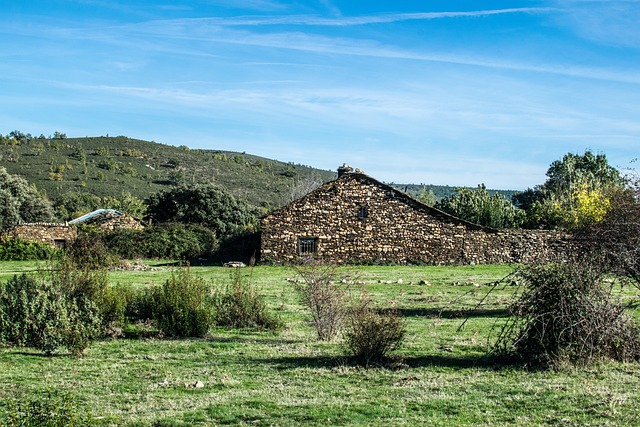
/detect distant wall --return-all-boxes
[95,215,144,231]
[261,174,577,265]
[8,223,77,248]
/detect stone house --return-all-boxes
[7,223,77,249]
[260,166,575,265]
[68,209,144,231]
[7,209,143,249]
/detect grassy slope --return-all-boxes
[0,136,518,211]
[1,263,640,426]
[0,136,335,209]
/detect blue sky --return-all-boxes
[1,1,639,189]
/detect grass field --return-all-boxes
[2,262,640,426]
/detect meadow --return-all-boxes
[2,262,640,426]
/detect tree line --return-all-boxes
[434,150,630,231]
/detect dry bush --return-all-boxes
[294,261,348,341]
[493,261,640,368]
[344,296,406,367]
[579,177,640,288]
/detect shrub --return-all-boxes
[66,231,118,268]
[102,224,218,260]
[294,261,348,341]
[95,284,130,338]
[149,265,213,337]
[492,262,640,368]
[4,389,93,426]
[212,269,282,331]
[0,238,58,261]
[48,255,118,341]
[142,224,218,260]
[344,297,406,367]
[0,274,100,356]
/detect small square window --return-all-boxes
[298,237,318,255]
[53,239,67,249]
[357,206,369,219]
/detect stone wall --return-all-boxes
[95,214,144,231]
[8,223,77,248]
[260,173,577,265]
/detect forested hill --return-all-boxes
[0,133,518,211]
[0,135,335,209]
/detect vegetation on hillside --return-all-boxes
[0,131,335,215]
[0,167,55,228]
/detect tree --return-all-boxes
[580,173,640,287]
[0,167,55,228]
[31,141,45,156]
[54,191,102,221]
[419,185,436,206]
[102,192,147,219]
[515,151,625,230]
[146,183,258,239]
[435,184,525,228]
[289,171,325,202]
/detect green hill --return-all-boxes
[0,135,335,211]
[0,133,519,216]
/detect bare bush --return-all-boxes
[344,296,406,367]
[579,176,640,288]
[492,261,640,368]
[294,261,348,341]
[289,171,325,202]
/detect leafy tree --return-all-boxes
[419,185,436,206]
[0,167,55,228]
[435,184,525,228]
[102,191,147,218]
[146,183,258,239]
[515,150,625,230]
[54,191,101,221]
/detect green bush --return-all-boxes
[149,266,213,337]
[66,231,118,268]
[142,224,218,260]
[95,284,130,338]
[212,269,282,331]
[344,298,406,367]
[101,224,218,260]
[0,274,100,356]
[3,389,93,426]
[0,238,59,261]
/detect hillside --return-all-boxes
[0,134,519,214]
[0,135,335,210]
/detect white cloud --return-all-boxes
[548,0,640,48]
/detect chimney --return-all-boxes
[337,164,353,177]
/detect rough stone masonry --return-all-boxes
[260,169,576,265]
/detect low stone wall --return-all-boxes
[261,173,578,265]
[96,215,144,231]
[8,223,77,248]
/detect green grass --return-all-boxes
[2,263,640,426]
